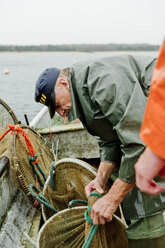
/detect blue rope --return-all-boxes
[68,199,88,208]
[29,154,47,188]
[82,192,102,248]
[82,225,98,248]
[49,161,56,191]
[29,184,58,214]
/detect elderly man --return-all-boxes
[35,55,165,247]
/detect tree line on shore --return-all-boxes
[0,43,159,52]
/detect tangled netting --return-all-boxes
[0,124,54,208]
[37,191,128,248]
[42,158,98,221]
[29,158,127,247]
[0,99,128,247]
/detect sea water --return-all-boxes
[0,51,158,123]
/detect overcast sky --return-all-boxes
[0,0,164,45]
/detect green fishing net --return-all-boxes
[42,158,97,221]
[0,98,18,128]
[0,125,54,208]
[37,192,128,248]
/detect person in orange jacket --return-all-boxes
[135,39,165,194]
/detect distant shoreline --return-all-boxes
[0,51,159,57]
[0,43,159,52]
[0,50,158,54]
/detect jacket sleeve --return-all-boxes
[140,40,165,160]
[97,138,122,166]
[93,75,147,184]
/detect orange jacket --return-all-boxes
[140,39,165,159]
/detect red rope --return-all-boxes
[0,124,38,163]
[71,119,81,124]
[0,128,12,141]
[0,124,40,207]
[64,115,67,125]
[49,126,52,142]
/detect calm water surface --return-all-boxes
[0,51,158,123]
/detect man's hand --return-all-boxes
[91,193,118,225]
[85,161,116,197]
[91,178,134,225]
[85,178,104,197]
[135,147,165,194]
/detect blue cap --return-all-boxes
[35,67,60,118]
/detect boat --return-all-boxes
[29,106,99,160]
[0,102,102,248]
[0,100,127,248]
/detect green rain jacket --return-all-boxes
[67,55,165,220]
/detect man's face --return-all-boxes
[54,79,72,117]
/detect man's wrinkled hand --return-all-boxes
[90,178,134,225]
[91,194,118,225]
[85,178,104,197]
[85,161,116,197]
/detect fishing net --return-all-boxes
[0,98,18,128]
[0,127,13,165]
[37,207,86,248]
[0,98,18,172]
[42,158,98,221]
[0,98,128,246]
[37,192,128,248]
[0,124,54,208]
[84,192,128,248]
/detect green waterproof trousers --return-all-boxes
[128,234,165,248]
[126,211,165,248]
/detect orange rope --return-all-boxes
[17,132,30,155]
[49,126,52,142]
[0,124,38,163]
[64,115,67,125]
[0,128,12,141]
[35,178,39,188]
[71,119,80,124]
[33,199,40,207]
[0,124,40,207]
[34,181,39,207]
